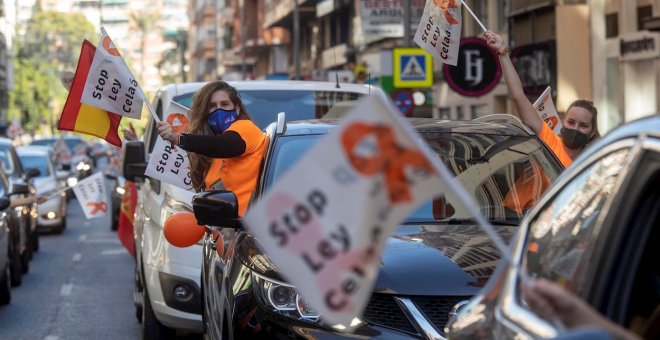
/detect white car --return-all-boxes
[16,147,67,233]
[124,80,388,338]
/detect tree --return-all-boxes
[129,10,161,84]
[9,11,96,131]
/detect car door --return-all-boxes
[494,138,641,337]
[585,136,660,338]
[138,97,166,268]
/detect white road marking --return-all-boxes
[78,234,87,241]
[60,284,73,296]
[44,335,59,340]
[101,248,126,255]
[72,253,82,262]
[84,221,91,227]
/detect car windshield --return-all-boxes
[31,139,56,147]
[19,155,50,177]
[173,90,363,129]
[265,132,562,224]
[0,149,15,175]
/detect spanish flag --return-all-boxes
[58,40,122,147]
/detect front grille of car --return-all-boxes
[362,294,471,336]
[362,294,417,334]
[410,295,471,331]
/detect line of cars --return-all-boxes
[0,135,103,305]
[121,79,611,339]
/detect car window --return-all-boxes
[173,90,363,129]
[19,155,50,177]
[522,148,633,295]
[265,132,562,224]
[0,149,14,175]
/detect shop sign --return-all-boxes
[360,0,425,43]
[443,37,501,97]
[510,40,556,97]
[620,31,660,61]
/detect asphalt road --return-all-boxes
[0,167,143,339]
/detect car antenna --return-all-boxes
[334,47,340,88]
[368,73,371,94]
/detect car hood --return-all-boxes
[236,223,517,296]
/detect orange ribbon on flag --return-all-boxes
[86,201,108,215]
[341,123,435,204]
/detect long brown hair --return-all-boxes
[186,80,252,191]
[567,99,600,142]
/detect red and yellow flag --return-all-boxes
[58,40,122,147]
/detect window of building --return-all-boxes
[606,12,618,38]
[638,5,653,31]
[438,107,451,120]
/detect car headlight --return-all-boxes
[252,271,320,322]
[67,177,78,187]
[76,161,85,170]
[115,186,126,195]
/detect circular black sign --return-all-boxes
[443,37,501,97]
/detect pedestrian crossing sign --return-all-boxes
[394,48,433,88]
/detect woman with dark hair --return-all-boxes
[484,31,600,168]
[157,80,267,216]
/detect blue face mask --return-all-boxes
[207,108,238,134]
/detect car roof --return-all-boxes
[0,137,13,146]
[16,146,50,157]
[279,118,534,137]
[165,80,377,95]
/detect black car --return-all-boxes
[447,115,660,339]
[191,114,564,339]
[0,170,18,299]
[0,138,39,274]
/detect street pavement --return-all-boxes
[0,172,140,339]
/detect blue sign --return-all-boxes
[393,48,433,88]
[392,90,413,116]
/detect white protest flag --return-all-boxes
[144,101,193,190]
[244,95,453,325]
[81,27,144,119]
[414,0,462,66]
[72,172,108,219]
[533,86,563,135]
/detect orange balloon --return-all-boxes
[164,212,206,247]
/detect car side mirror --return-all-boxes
[0,197,9,210]
[192,190,242,229]
[25,167,41,179]
[123,141,147,181]
[10,182,30,196]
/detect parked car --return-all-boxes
[0,170,31,287]
[188,113,565,339]
[31,135,88,199]
[447,114,660,339]
[123,80,389,338]
[0,138,39,272]
[0,173,14,304]
[16,147,68,234]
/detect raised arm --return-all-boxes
[484,31,543,134]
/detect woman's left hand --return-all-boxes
[157,121,179,145]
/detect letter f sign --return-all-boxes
[464,50,483,86]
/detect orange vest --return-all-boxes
[502,160,552,214]
[204,120,267,216]
[539,123,572,168]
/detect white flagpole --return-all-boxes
[460,0,487,32]
[140,87,161,123]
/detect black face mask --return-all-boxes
[560,127,589,149]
